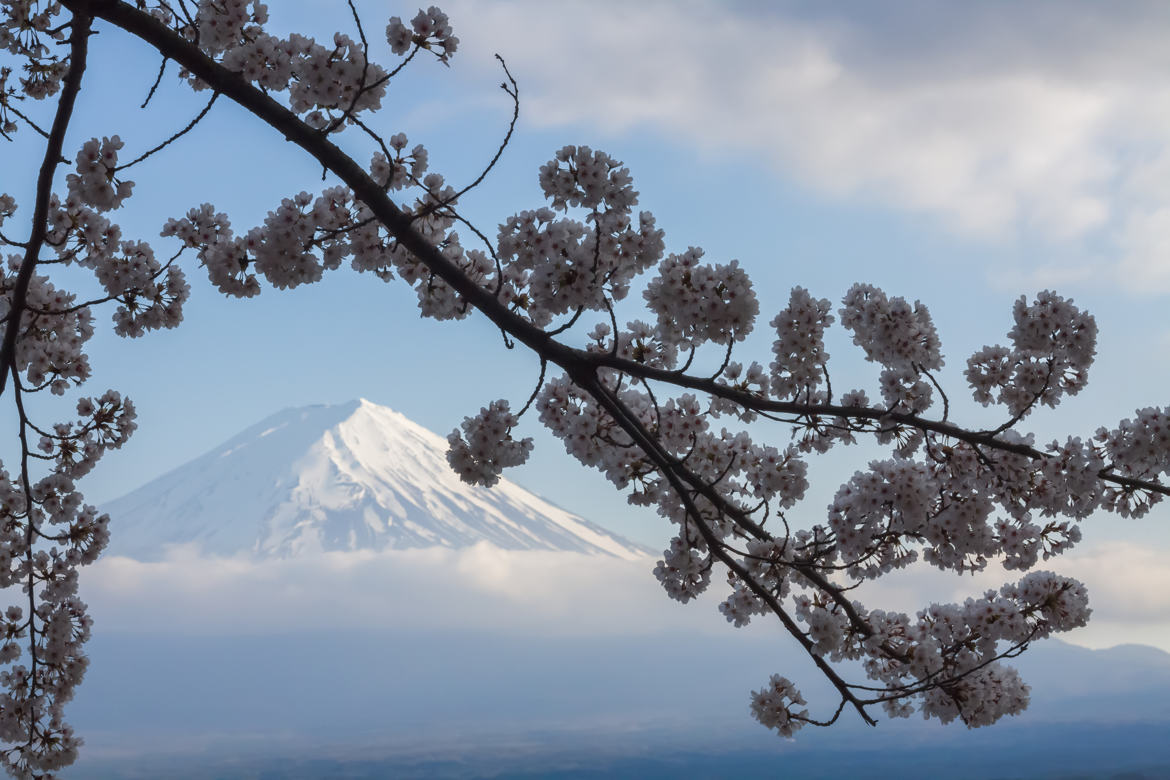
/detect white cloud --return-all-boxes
[444,0,1170,290]
[79,540,1170,652]
[1120,205,1170,291]
[81,544,708,636]
[61,544,1170,767]
[857,540,1170,651]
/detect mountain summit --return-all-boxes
[103,399,648,560]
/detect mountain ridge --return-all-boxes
[104,399,650,561]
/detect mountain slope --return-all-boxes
[103,399,648,560]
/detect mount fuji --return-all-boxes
[102,399,649,560]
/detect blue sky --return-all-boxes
[4,3,1170,773]
[5,1,1170,655]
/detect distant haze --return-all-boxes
[76,396,1170,778]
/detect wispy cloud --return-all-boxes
[445,0,1170,290]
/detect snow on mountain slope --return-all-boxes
[103,399,650,560]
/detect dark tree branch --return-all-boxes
[0,12,94,397]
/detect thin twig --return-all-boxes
[141,53,167,108]
[117,90,218,171]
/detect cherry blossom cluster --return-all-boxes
[166,0,405,131]
[707,360,770,423]
[966,290,1097,417]
[1095,406,1170,516]
[828,459,936,576]
[386,6,458,62]
[250,190,344,289]
[819,430,1096,583]
[369,133,429,192]
[750,674,808,737]
[538,145,636,212]
[586,320,679,371]
[65,136,133,212]
[864,571,1087,728]
[161,203,260,297]
[162,144,498,322]
[839,283,942,413]
[644,249,758,349]
[188,0,267,56]
[652,535,713,603]
[770,286,833,402]
[37,136,190,339]
[0,0,66,99]
[755,570,1091,734]
[36,392,137,480]
[1098,407,1170,481]
[446,400,532,487]
[230,32,389,131]
[0,262,92,394]
[496,146,665,328]
[1034,436,1105,523]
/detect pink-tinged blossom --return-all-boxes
[194,0,269,56]
[750,675,808,736]
[539,145,636,212]
[1096,407,1170,509]
[496,149,664,327]
[65,137,133,212]
[653,537,711,603]
[387,7,458,62]
[644,248,759,348]
[447,401,533,487]
[966,291,1097,417]
[921,663,1030,727]
[770,287,833,401]
[840,284,941,412]
[840,283,942,372]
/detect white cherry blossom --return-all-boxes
[0,3,1165,775]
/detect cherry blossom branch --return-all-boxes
[39,0,1159,750]
[11,367,40,751]
[57,0,1076,490]
[582,352,1170,498]
[0,12,92,396]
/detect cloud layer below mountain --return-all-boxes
[82,539,1170,651]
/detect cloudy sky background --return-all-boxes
[4,1,1170,761]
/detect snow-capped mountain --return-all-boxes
[103,399,649,560]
